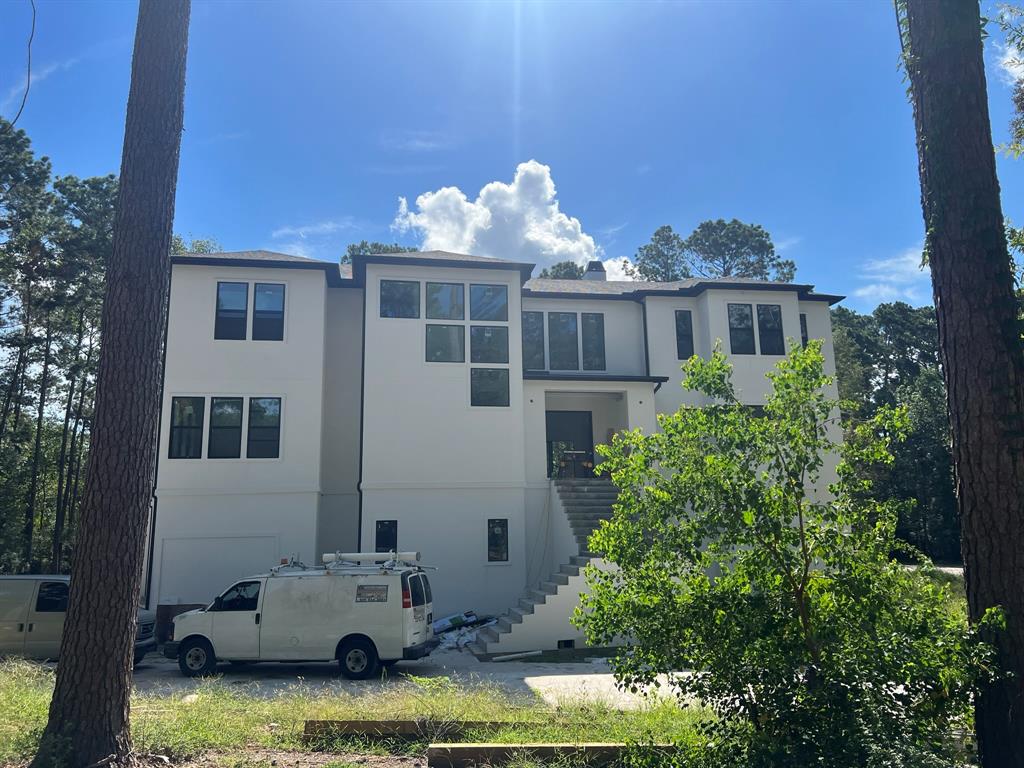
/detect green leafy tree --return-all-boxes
[628,224,690,281]
[997,5,1023,157]
[537,260,584,279]
[170,233,221,254]
[577,343,995,767]
[342,240,417,264]
[684,218,795,282]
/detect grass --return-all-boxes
[0,660,707,765]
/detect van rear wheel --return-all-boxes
[178,638,217,677]
[338,637,379,680]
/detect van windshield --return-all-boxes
[409,574,426,607]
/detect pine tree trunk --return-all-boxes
[903,1,1024,763]
[23,317,54,571]
[29,2,190,765]
[52,314,86,571]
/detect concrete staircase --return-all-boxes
[469,478,618,655]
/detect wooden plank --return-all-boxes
[426,742,677,767]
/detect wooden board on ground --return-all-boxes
[426,742,678,767]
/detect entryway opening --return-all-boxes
[544,391,629,478]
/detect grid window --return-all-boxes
[426,324,465,362]
[757,304,785,355]
[548,312,579,370]
[169,397,205,459]
[488,518,509,562]
[581,313,606,371]
[800,313,809,347]
[675,310,695,359]
[727,303,756,355]
[425,282,464,320]
[471,326,509,363]
[380,280,420,318]
[375,520,398,553]
[247,397,281,458]
[215,282,248,340]
[522,311,545,370]
[252,283,285,340]
[208,397,243,459]
[470,284,508,321]
[471,368,510,407]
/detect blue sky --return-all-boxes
[2,0,1022,311]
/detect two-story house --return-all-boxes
[147,250,842,653]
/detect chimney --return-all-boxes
[582,260,606,281]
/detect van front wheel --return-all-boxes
[338,637,379,680]
[178,638,217,677]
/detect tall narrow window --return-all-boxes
[375,520,398,553]
[471,326,509,363]
[581,313,606,371]
[757,304,785,355]
[208,397,243,459]
[471,368,510,407]
[522,311,545,370]
[215,282,248,340]
[425,324,465,362]
[380,280,420,318]
[799,313,809,347]
[169,397,205,459]
[675,310,694,359]
[253,283,285,340]
[247,397,281,458]
[426,282,464,320]
[488,518,509,562]
[470,284,508,321]
[727,303,755,355]
[548,312,579,370]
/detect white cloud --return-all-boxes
[602,256,634,281]
[271,218,357,239]
[997,41,1024,84]
[851,245,932,307]
[392,160,605,273]
[775,235,802,253]
[2,58,79,112]
[381,130,454,152]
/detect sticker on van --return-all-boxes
[355,584,388,603]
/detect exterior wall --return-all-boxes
[150,264,328,608]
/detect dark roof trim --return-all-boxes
[523,281,844,305]
[521,290,640,302]
[170,255,348,288]
[523,372,670,384]
[352,254,534,285]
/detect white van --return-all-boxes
[164,552,438,679]
[0,575,157,664]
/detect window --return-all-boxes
[247,397,281,458]
[409,574,426,607]
[215,282,248,340]
[208,397,243,459]
[380,280,420,318]
[375,520,397,553]
[252,283,285,340]
[426,282,464,320]
[488,518,509,562]
[800,313,809,347]
[35,581,69,613]
[548,312,579,370]
[471,326,509,363]
[216,581,260,611]
[727,303,755,355]
[426,324,465,362]
[522,311,545,370]
[471,368,510,407]
[470,284,508,321]
[581,313,606,371]
[675,310,694,359]
[757,304,785,355]
[169,397,205,459]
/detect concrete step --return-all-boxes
[508,607,528,623]
[527,589,549,604]
[548,572,570,586]
[540,580,561,594]
[517,598,536,613]
[565,512,613,521]
[571,555,593,567]
[496,617,514,633]
[478,626,501,644]
[559,563,581,577]
[555,479,615,486]
[468,641,487,655]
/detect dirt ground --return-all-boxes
[155,749,423,768]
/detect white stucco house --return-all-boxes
[145,249,843,653]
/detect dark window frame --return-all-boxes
[470,325,509,364]
[799,313,809,347]
[548,311,580,370]
[215,281,249,340]
[675,309,695,360]
[425,282,465,320]
[379,279,421,319]
[252,282,286,341]
[425,324,466,363]
[522,311,545,370]
[469,284,509,321]
[375,520,398,554]
[471,368,510,407]
[487,518,509,562]
[208,396,244,459]
[727,303,756,356]
[756,304,785,356]
[246,397,282,459]
[169,396,205,459]
[581,312,606,371]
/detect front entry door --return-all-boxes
[210,579,263,659]
[546,410,594,478]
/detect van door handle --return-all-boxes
[27,623,33,632]
[254,613,260,625]
[17,623,23,632]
